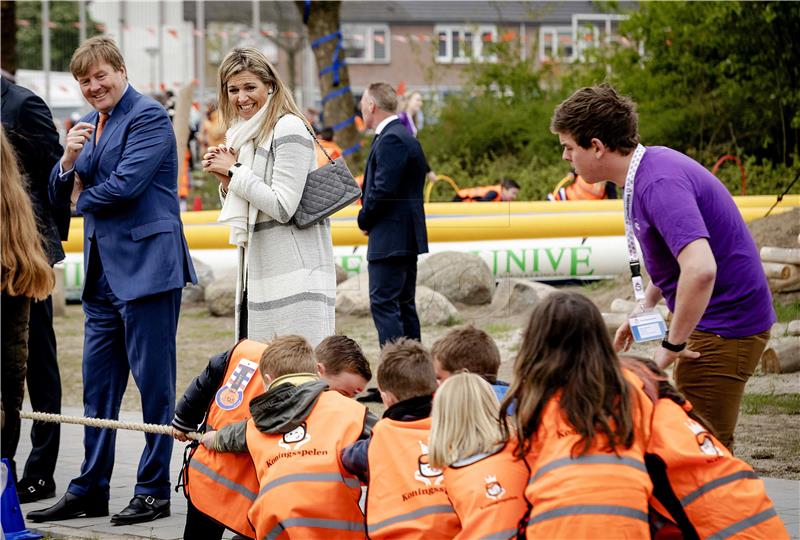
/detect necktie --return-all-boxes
[95,112,109,143]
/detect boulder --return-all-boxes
[182,257,215,304]
[335,263,350,285]
[489,278,557,316]
[336,272,371,317]
[417,252,494,305]
[205,269,237,317]
[416,286,462,326]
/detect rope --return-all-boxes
[19,410,204,442]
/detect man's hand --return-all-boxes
[200,430,217,449]
[654,346,700,370]
[614,320,633,352]
[61,122,95,171]
[172,427,190,442]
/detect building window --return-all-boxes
[538,25,574,62]
[571,14,628,61]
[435,25,497,63]
[342,24,390,64]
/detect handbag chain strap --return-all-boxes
[270,113,337,166]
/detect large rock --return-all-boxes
[417,252,494,305]
[489,278,557,316]
[205,270,237,317]
[182,257,215,304]
[336,272,371,317]
[335,263,350,285]
[416,285,462,326]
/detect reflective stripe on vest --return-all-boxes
[444,441,529,540]
[647,395,789,539]
[529,504,649,525]
[367,505,456,534]
[481,529,519,540]
[246,391,367,540]
[366,417,460,539]
[187,339,267,538]
[529,454,647,484]
[265,517,366,540]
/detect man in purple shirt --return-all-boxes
[550,84,774,449]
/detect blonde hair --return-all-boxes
[429,372,503,468]
[259,335,316,381]
[1,126,55,299]
[217,47,311,145]
[69,36,126,79]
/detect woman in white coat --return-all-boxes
[202,47,335,346]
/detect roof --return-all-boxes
[184,1,635,26]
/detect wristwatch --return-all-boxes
[661,336,687,353]
[227,162,242,178]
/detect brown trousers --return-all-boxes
[675,329,770,451]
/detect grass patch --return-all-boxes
[773,299,800,322]
[485,322,516,334]
[741,393,800,415]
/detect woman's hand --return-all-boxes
[203,146,239,189]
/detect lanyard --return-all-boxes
[622,144,647,303]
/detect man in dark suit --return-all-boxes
[28,36,196,526]
[1,75,69,502]
[357,82,429,347]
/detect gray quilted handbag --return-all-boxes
[290,124,361,229]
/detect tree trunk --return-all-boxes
[296,1,360,164]
[1,1,16,74]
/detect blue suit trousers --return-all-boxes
[68,244,180,500]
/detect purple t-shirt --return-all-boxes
[631,146,775,337]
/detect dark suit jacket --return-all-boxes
[357,119,429,262]
[2,76,70,265]
[49,86,196,302]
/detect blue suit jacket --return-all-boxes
[357,119,429,262]
[49,86,196,301]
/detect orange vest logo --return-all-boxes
[484,475,506,500]
[279,422,311,450]
[685,419,723,457]
[414,441,444,487]
[215,359,259,411]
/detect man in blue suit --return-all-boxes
[29,36,196,526]
[357,83,429,347]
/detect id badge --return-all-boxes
[628,310,667,343]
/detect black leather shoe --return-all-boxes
[27,492,109,522]
[17,477,56,503]
[111,494,170,525]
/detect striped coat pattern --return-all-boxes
[224,114,335,346]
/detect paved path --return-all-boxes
[12,406,800,539]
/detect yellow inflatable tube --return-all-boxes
[172,194,799,224]
[62,205,791,252]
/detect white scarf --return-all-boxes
[218,98,273,247]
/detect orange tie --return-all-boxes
[95,112,109,143]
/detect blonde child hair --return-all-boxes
[1,126,54,299]
[428,372,503,468]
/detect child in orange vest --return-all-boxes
[428,372,528,540]
[200,335,373,539]
[501,292,655,539]
[173,335,374,540]
[430,324,509,402]
[341,338,460,539]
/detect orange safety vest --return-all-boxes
[246,390,367,540]
[185,339,266,538]
[366,417,460,539]
[646,396,789,539]
[444,440,529,540]
[455,184,503,202]
[524,370,654,538]
[549,174,607,201]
